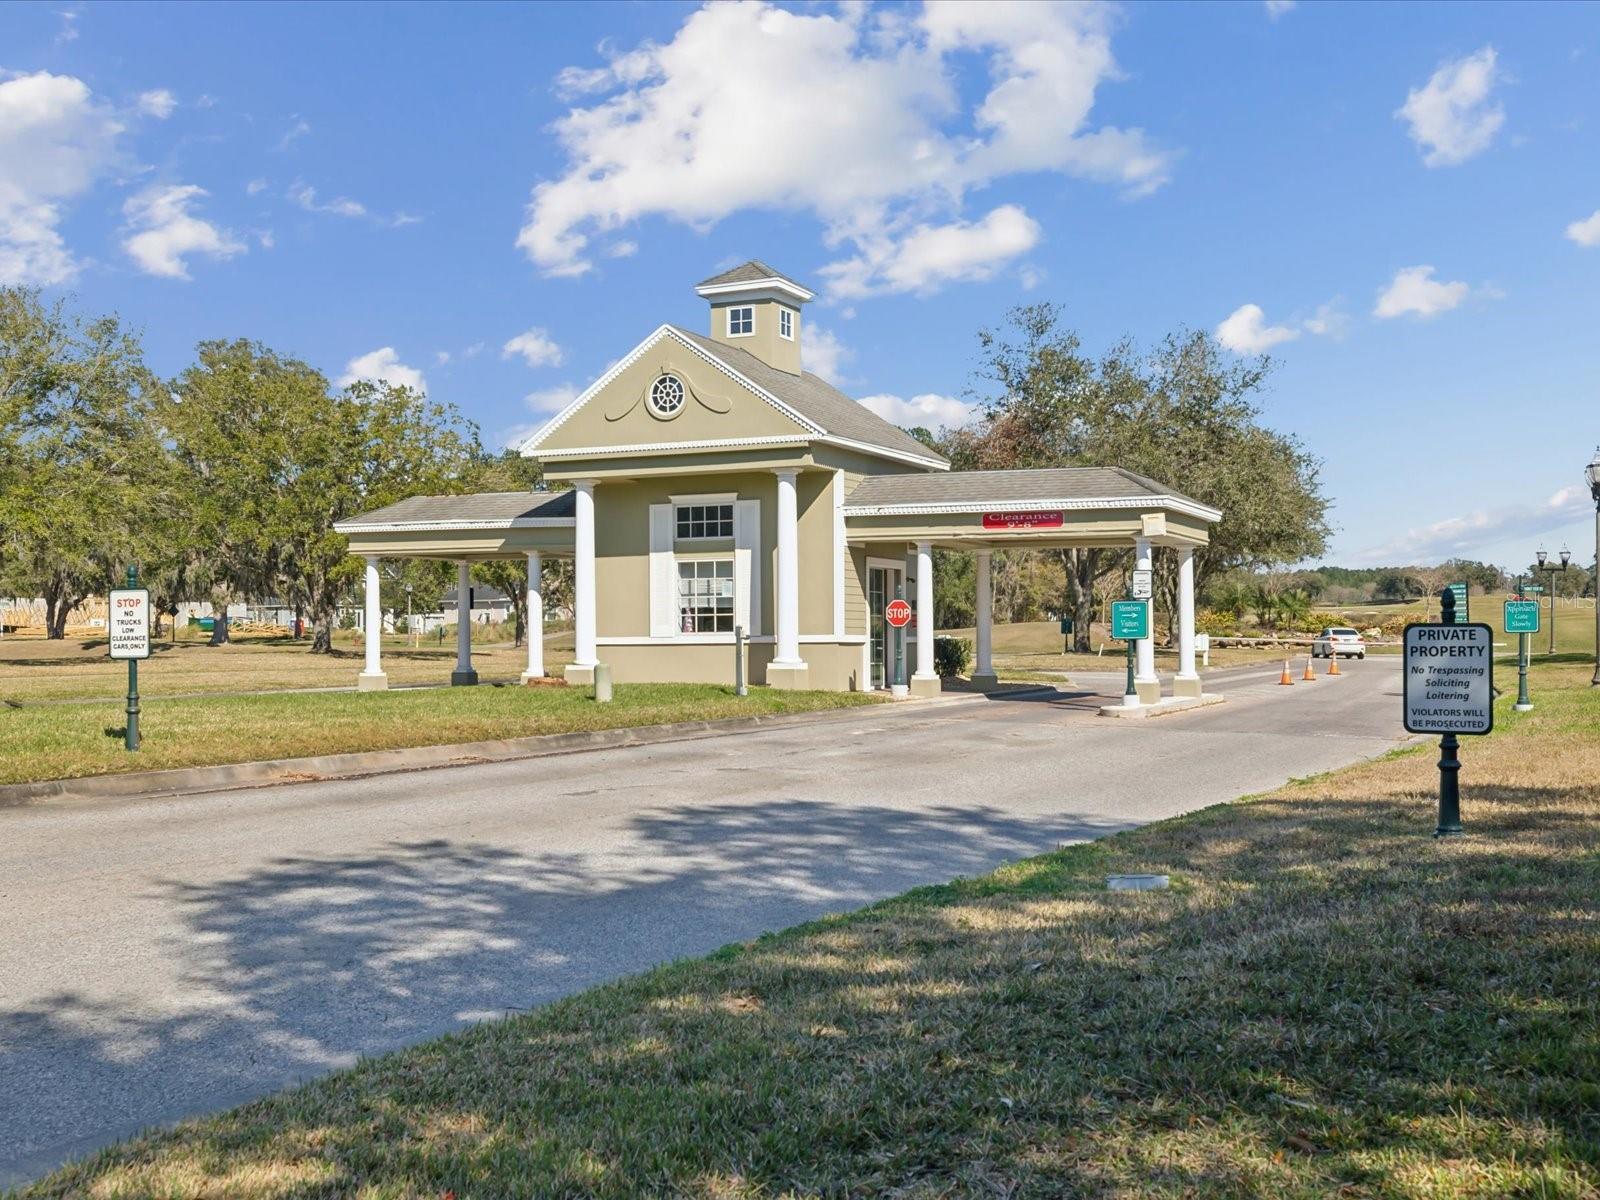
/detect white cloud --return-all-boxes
[520,1,1169,294]
[1350,485,1590,566]
[0,70,125,286]
[245,178,268,196]
[820,204,1042,299]
[276,117,310,151]
[1302,301,1350,338]
[120,184,245,280]
[1264,0,1296,17]
[1215,303,1300,355]
[55,10,79,44]
[256,229,274,249]
[803,323,852,383]
[462,341,486,358]
[1396,47,1504,167]
[1373,265,1471,319]
[502,327,564,368]
[136,89,177,119]
[435,350,451,366]
[606,240,638,258]
[1565,209,1600,248]
[337,347,427,394]
[499,383,582,448]
[288,180,366,218]
[857,391,974,432]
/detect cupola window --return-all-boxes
[727,306,754,337]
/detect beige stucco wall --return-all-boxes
[592,468,839,641]
[593,639,867,691]
[535,336,808,457]
[708,298,802,375]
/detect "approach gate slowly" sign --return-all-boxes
[1402,622,1494,735]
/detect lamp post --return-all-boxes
[1587,446,1600,687]
[1534,545,1571,656]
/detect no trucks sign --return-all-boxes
[1402,622,1494,735]
[107,588,152,660]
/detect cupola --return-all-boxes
[694,260,813,375]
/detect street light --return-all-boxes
[1534,544,1572,656]
[1587,446,1600,687]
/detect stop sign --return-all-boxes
[885,598,913,628]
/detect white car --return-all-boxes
[1313,626,1366,659]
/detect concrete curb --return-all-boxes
[0,685,1057,809]
[1097,693,1226,720]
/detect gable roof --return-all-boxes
[668,326,949,469]
[335,490,575,532]
[844,467,1221,521]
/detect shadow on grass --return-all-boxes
[10,778,1600,1196]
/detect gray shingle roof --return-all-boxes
[668,326,949,468]
[696,260,802,290]
[335,490,574,530]
[844,467,1211,511]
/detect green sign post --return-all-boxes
[107,564,151,751]
[1111,598,1149,708]
[1507,590,1538,712]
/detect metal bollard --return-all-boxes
[593,662,612,703]
[734,625,748,696]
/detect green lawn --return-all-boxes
[939,619,1288,675]
[0,682,879,786]
[0,630,575,703]
[17,662,1597,1199]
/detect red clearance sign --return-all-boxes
[982,510,1064,530]
[885,598,913,628]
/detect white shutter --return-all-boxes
[735,498,761,636]
[649,504,677,638]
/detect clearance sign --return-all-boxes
[982,510,1063,531]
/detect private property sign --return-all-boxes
[982,510,1063,531]
[107,588,151,660]
[1402,622,1493,735]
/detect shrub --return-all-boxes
[1196,609,1240,637]
[934,635,972,677]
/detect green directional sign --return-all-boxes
[1504,599,1540,634]
[1110,600,1149,641]
[1523,584,1544,594]
[1447,582,1469,622]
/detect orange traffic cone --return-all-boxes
[1279,660,1295,686]
[1302,658,1316,681]
[1327,656,1341,676]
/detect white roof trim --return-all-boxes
[695,276,814,303]
[843,495,1224,522]
[536,435,811,459]
[814,434,948,472]
[518,324,823,456]
[334,517,576,533]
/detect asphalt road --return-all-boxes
[1,656,1409,1185]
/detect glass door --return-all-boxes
[868,566,902,689]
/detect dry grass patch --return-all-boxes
[12,664,1598,1199]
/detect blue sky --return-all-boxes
[3,0,1597,570]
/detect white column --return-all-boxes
[522,550,544,683]
[913,540,936,681]
[973,550,994,683]
[773,468,803,666]
[1176,546,1199,693]
[358,554,386,689]
[453,560,477,685]
[572,480,597,668]
[1134,536,1157,691]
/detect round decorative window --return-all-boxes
[648,373,685,418]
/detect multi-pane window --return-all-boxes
[677,559,734,633]
[727,306,753,336]
[779,308,793,340]
[676,502,733,540]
